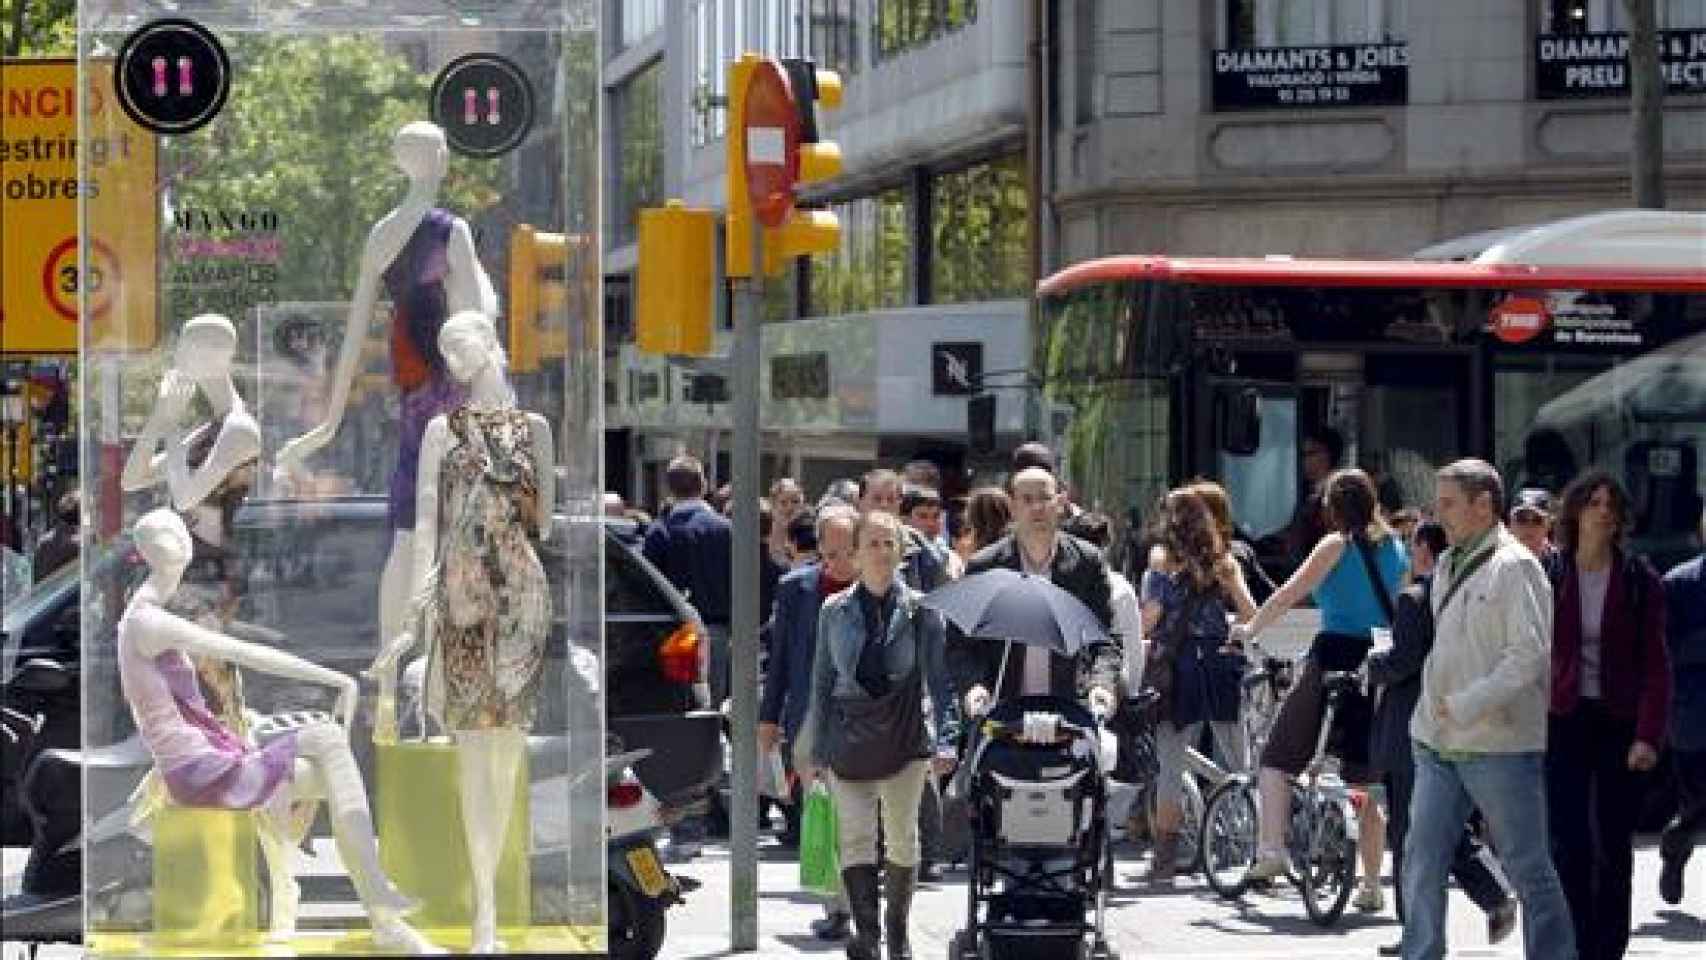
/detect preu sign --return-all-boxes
[1535,29,1706,98]
[1212,43,1408,109]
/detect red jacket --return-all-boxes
[1549,549,1672,746]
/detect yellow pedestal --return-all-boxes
[151,805,260,947]
[376,740,531,929]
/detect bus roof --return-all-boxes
[1037,255,1706,298]
[1041,210,1705,297]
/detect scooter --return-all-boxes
[606,746,695,960]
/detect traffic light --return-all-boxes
[636,200,716,357]
[968,394,997,454]
[724,55,843,278]
[508,224,578,373]
[768,59,842,266]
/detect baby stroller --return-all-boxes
[948,695,1118,960]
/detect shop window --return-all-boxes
[1541,0,1706,33]
[1225,0,1408,46]
[876,0,979,63]
[929,154,1028,305]
[809,0,862,76]
[613,60,664,246]
[618,0,665,52]
[805,188,912,316]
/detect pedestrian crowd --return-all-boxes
[626,437,1703,960]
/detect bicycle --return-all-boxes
[1199,646,1292,897]
[1200,666,1363,927]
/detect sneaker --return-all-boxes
[1353,884,1386,913]
[1659,855,1685,906]
[1376,941,1402,957]
[1487,898,1518,944]
[1242,852,1288,884]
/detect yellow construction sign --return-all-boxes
[2,58,158,354]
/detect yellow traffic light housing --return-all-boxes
[725,55,760,279]
[508,224,580,373]
[636,201,716,357]
[725,56,844,278]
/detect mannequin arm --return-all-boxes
[444,218,498,317]
[131,604,357,723]
[410,417,449,604]
[165,415,260,512]
[526,412,554,542]
[122,372,197,491]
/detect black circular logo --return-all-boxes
[114,18,231,136]
[429,54,535,159]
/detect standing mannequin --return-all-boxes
[371,310,554,954]
[274,121,498,737]
[120,509,440,954]
[120,315,320,935]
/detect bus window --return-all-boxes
[1217,389,1297,542]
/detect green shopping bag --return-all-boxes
[798,781,841,895]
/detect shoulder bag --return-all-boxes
[824,605,932,782]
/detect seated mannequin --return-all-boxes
[119,508,442,954]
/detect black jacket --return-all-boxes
[1367,573,1433,779]
[947,531,1123,704]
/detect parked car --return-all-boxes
[0,496,721,924]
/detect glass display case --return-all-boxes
[77,2,604,955]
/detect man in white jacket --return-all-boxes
[1400,459,1575,960]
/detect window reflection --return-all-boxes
[929,154,1027,304]
[615,60,664,246]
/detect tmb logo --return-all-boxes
[1490,296,1549,345]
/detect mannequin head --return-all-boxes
[174,313,237,379]
[393,121,449,185]
[135,507,193,581]
[438,310,506,385]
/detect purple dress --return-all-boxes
[384,208,467,531]
[118,603,298,810]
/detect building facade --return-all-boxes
[602,0,1038,507]
[1048,0,1706,265]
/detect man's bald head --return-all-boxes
[1011,467,1058,496]
[1011,467,1061,537]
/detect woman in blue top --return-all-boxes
[1230,468,1408,911]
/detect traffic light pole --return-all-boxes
[728,216,765,952]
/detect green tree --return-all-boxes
[166,34,502,304]
[2,0,75,57]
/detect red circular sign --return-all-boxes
[42,237,119,321]
[1490,295,1549,345]
[742,59,801,230]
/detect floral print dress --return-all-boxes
[428,406,550,732]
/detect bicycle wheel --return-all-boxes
[1200,775,1259,899]
[1175,772,1205,873]
[1297,795,1357,927]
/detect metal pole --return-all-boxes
[728,217,764,951]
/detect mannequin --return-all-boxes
[371,310,553,954]
[274,121,499,739]
[119,314,322,935]
[120,508,441,954]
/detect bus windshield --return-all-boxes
[1038,270,1706,580]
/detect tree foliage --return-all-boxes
[166,34,502,303]
[2,0,75,57]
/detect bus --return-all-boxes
[1035,210,1706,581]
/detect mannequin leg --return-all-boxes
[259,763,323,942]
[455,728,525,954]
[296,723,442,954]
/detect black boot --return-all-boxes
[841,864,882,960]
[883,863,916,960]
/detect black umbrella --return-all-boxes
[920,568,1107,656]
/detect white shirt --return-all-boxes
[1019,537,1058,696]
[1108,570,1143,690]
[1579,566,1611,700]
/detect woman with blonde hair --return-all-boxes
[800,511,959,960]
[1230,468,1407,912]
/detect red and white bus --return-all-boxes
[1035,211,1706,576]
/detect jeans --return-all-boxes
[1547,704,1648,960]
[1661,748,1706,874]
[1401,743,1575,960]
[1385,762,1512,923]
